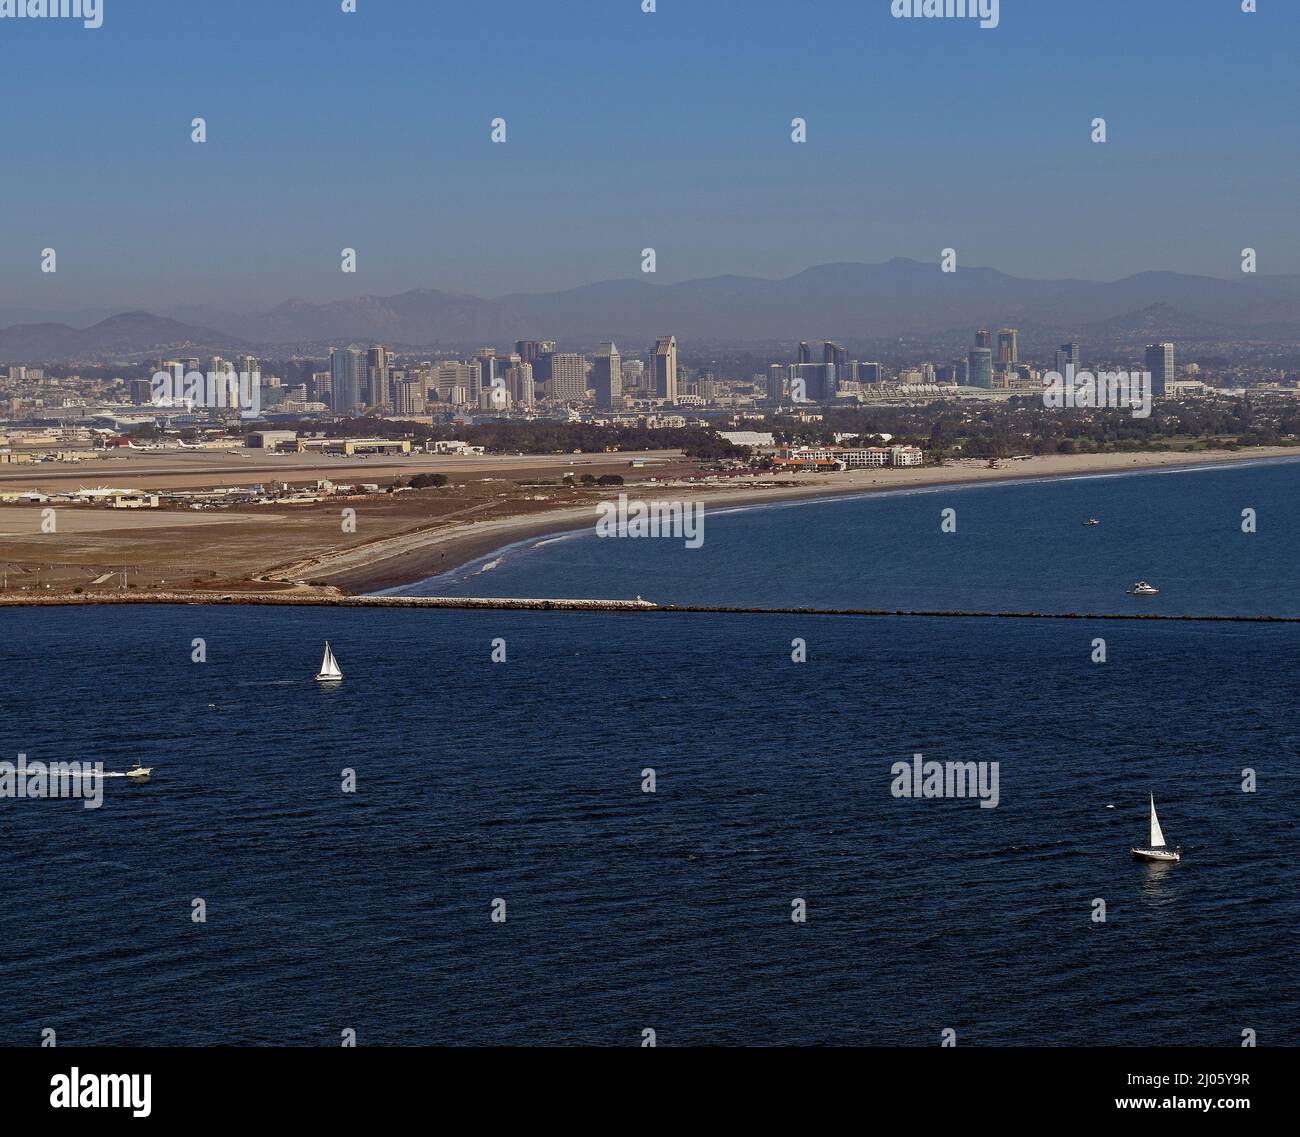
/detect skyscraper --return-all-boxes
[366,345,389,410]
[997,328,1019,365]
[547,353,588,402]
[506,361,534,407]
[968,347,993,389]
[475,348,496,401]
[798,341,812,365]
[591,343,622,411]
[766,363,787,405]
[1145,342,1174,396]
[1054,341,1081,377]
[975,329,992,350]
[329,347,364,414]
[650,335,678,403]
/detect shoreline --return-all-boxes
[326,446,1300,595]
[2,446,1298,605]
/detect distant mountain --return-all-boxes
[7,260,1300,361]
[0,311,244,363]
[234,289,504,345]
[204,260,1300,347]
[1076,303,1240,347]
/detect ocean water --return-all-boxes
[1,460,1297,1046]
[390,456,1300,616]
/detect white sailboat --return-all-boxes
[1131,793,1180,862]
[315,641,343,682]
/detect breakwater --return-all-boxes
[4,591,1300,623]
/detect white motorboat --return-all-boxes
[1131,794,1181,862]
[1129,581,1160,595]
[315,641,343,682]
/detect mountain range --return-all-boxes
[5,259,1300,362]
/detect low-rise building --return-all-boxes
[777,445,924,468]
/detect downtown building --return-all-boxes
[591,343,622,411]
[542,352,588,402]
[967,346,994,389]
[649,335,678,403]
[1145,342,1175,396]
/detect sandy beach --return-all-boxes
[277,446,1300,594]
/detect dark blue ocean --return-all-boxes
[2,459,1298,1046]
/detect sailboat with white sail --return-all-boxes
[1131,793,1180,862]
[315,641,343,682]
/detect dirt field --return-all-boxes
[0,448,695,595]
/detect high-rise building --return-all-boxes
[975,329,992,350]
[650,335,678,403]
[394,377,425,415]
[1054,341,1081,377]
[514,340,554,367]
[1145,342,1174,396]
[997,328,1019,365]
[474,348,496,401]
[766,363,787,404]
[433,361,476,404]
[329,347,364,414]
[968,347,994,389]
[311,371,332,404]
[792,363,834,402]
[592,342,622,411]
[505,361,534,407]
[798,341,812,365]
[823,342,847,397]
[547,353,588,402]
[859,362,882,384]
[366,346,389,409]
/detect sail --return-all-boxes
[318,642,342,679]
[1149,795,1166,848]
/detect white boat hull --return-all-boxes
[1131,846,1180,862]
[125,768,152,779]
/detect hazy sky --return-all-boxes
[2,0,1297,316]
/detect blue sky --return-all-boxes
[1,0,1297,315]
